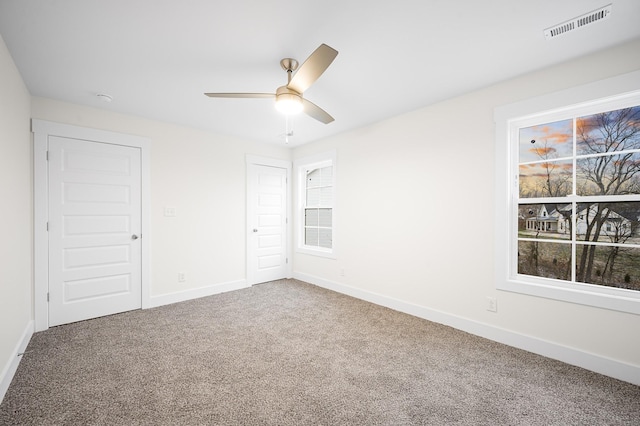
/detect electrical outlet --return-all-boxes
[486,296,497,313]
[178,272,186,283]
[340,268,345,277]
[164,206,177,217]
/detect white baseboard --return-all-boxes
[147,279,249,309]
[0,320,34,404]
[293,271,640,386]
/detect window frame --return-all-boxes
[294,150,337,258]
[494,70,640,315]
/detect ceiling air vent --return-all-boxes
[544,4,612,40]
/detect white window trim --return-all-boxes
[294,150,337,259]
[494,70,640,315]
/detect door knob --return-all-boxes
[131,234,139,240]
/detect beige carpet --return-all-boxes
[1,279,639,425]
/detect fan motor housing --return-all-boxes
[276,85,301,98]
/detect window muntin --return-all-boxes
[514,104,640,293]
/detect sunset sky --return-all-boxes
[519,160,573,198]
[577,106,640,154]
[519,119,573,164]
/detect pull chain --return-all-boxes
[284,115,294,144]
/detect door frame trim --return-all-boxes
[32,119,151,331]
[245,155,292,285]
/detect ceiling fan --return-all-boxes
[205,44,338,124]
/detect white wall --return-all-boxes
[30,98,291,301]
[0,35,32,399]
[293,38,640,378]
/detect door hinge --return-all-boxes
[47,292,49,302]
[46,151,49,161]
[46,222,49,231]
[286,258,289,264]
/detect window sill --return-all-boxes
[498,276,640,315]
[296,246,336,259]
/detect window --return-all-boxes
[304,165,333,248]
[295,151,336,257]
[495,71,640,314]
[516,104,640,290]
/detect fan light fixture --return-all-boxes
[275,89,303,115]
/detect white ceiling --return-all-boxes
[1,1,639,146]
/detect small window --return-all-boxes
[295,151,336,257]
[304,165,333,248]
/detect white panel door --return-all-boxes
[48,136,142,326]
[247,164,288,284]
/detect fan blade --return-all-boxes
[287,44,338,94]
[205,93,274,98]
[302,98,334,124]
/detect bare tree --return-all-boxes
[600,204,640,285]
[575,107,640,284]
[526,138,572,198]
[576,203,612,283]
